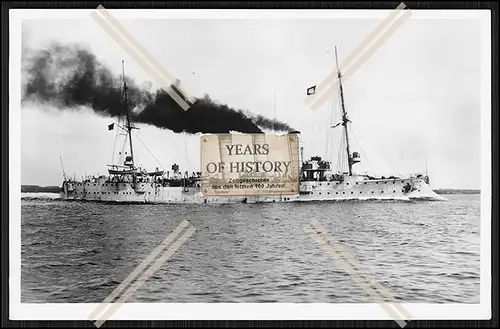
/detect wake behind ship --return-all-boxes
[60,53,446,204]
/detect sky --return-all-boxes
[18,11,487,189]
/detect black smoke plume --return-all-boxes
[22,42,295,134]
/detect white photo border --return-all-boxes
[9,8,492,321]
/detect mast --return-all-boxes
[59,156,67,181]
[334,46,353,176]
[122,61,135,166]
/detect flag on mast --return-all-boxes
[108,123,114,131]
[306,85,316,95]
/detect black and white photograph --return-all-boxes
[9,5,492,325]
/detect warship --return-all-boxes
[60,50,446,203]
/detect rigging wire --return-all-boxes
[342,136,347,173]
[130,127,197,174]
[326,84,343,165]
[118,134,127,166]
[350,124,402,176]
[340,136,345,173]
[110,122,120,165]
[324,98,332,161]
[342,138,347,173]
[336,134,345,173]
[337,139,342,173]
[335,79,342,127]
[133,131,165,171]
[349,125,373,175]
[120,64,124,100]
[334,83,344,169]
[335,135,341,172]
[163,134,196,170]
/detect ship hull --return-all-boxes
[60,176,446,204]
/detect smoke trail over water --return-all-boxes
[22,42,295,134]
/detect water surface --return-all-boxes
[21,194,481,303]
